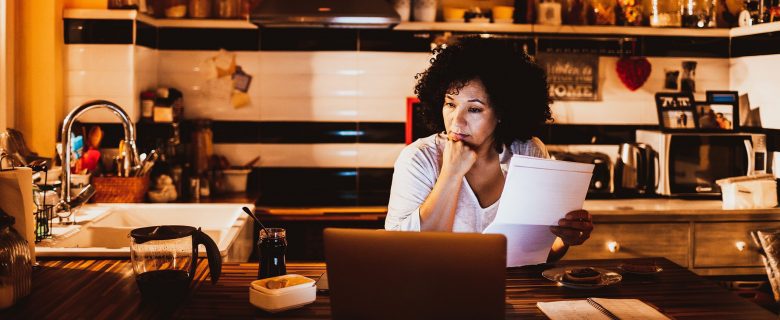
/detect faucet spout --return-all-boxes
[59,100,138,212]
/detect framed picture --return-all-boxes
[655,92,697,131]
[704,91,741,131]
[695,102,739,131]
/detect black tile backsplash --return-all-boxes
[157,27,259,51]
[255,167,358,206]
[731,31,780,57]
[641,36,730,58]
[64,19,133,44]
[135,21,157,48]
[358,30,435,52]
[259,28,358,51]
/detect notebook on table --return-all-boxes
[537,298,670,320]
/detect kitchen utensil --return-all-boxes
[243,156,260,168]
[242,206,266,233]
[614,143,658,195]
[130,225,222,301]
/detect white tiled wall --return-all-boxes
[63,45,736,168]
[156,50,429,122]
[64,44,157,123]
[730,54,780,129]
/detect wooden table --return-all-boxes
[1,258,775,319]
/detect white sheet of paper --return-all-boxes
[483,155,593,267]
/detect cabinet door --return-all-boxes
[694,222,780,268]
[563,223,690,267]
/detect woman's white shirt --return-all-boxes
[385,133,549,232]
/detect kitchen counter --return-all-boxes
[253,199,780,222]
[0,258,774,319]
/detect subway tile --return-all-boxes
[357,74,416,98]
[213,143,359,168]
[258,97,358,122]
[65,95,137,123]
[257,74,358,98]
[66,70,135,96]
[356,52,430,76]
[66,44,134,71]
[356,144,406,168]
[256,52,358,75]
[357,98,407,122]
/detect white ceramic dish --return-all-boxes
[542,266,622,289]
[249,275,316,313]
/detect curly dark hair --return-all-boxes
[414,37,552,151]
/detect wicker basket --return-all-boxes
[92,176,149,203]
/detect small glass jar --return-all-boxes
[257,228,287,280]
[164,0,188,18]
[681,0,717,27]
[188,0,211,18]
[646,0,683,26]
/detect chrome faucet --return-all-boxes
[59,100,139,219]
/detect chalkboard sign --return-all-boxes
[536,53,600,101]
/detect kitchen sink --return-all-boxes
[36,203,255,262]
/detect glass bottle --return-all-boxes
[257,228,288,279]
[646,0,683,26]
[0,210,32,310]
[617,0,645,25]
[188,0,211,18]
[682,0,717,27]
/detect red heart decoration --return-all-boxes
[616,57,652,91]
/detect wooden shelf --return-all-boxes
[63,8,257,29]
[64,9,780,37]
[396,21,731,37]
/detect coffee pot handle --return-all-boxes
[192,227,222,284]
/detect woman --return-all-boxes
[385,37,593,262]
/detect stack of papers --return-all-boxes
[537,298,670,320]
[483,155,594,267]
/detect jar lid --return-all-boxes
[131,225,196,243]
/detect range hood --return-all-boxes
[251,0,401,29]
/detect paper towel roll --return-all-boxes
[0,167,36,264]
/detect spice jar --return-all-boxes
[164,0,188,18]
[188,0,211,18]
[214,0,240,18]
[0,210,32,310]
[681,0,717,27]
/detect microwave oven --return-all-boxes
[635,130,767,196]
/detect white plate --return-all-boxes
[542,266,622,289]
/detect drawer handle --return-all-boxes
[736,241,747,252]
[607,241,620,253]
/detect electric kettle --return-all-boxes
[614,143,658,195]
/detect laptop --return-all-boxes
[323,228,507,320]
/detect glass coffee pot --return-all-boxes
[130,225,222,301]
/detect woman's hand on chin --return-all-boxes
[549,210,593,246]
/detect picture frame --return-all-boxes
[703,91,741,131]
[695,102,739,131]
[655,92,698,131]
